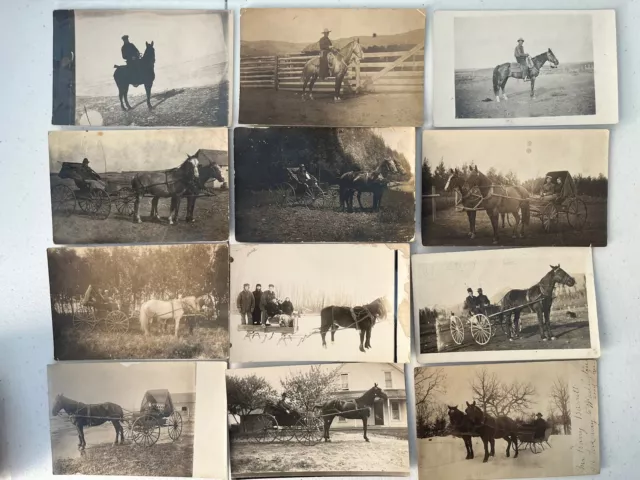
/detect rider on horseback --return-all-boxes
[514,37,533,82]
[121,35,142,84]
[319,28,333,80]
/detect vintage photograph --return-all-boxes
[52,10,231,126]
[229,244,409,364]
[227,363,410,478]
[422,129,609,246]
[47,243,229,360]
[414,248,600,364]
[234,127,415,242]
[433,10,618,126]
[415,360,599,479]
[239,9,424,126]
[49,129,228,245]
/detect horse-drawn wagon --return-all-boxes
[243,404,325,446]
[72,285,133,333]
[517,426,552,454]
[238,311,301,345]
[124,389,184,447]
[530,171,588,233]
[271,167,337,209]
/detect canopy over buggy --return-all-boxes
[141,389,175,417]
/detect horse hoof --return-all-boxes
[496,96,500,103]
[365,438,370,443]
[359,347,365,353]
[483,458,488,463]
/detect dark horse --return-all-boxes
[113,41,156,111]
[339,158,398,212]
[493,49,559,101]
[448,405,480,460]
[131,154,199,225]
[500,264,576,340]
[187,161,225,220]
[317,383,388,442]
[51,394,125,451]
[465,401,519,463]
[320,298,387,353]
[445,167,530,244]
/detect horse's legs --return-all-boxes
[481,436,490,463]
[151,197,161,222]
[510,210,521,238]
[323,416,335,442]
[505,437,511,457]
[490,438,495,457]
[122,84,132,110]
[308,75,317,101]
[466,211,476,239]
[501,77,509,100]
[512,434,519,458]
[302,76,308,100]
[118,85,128,111]
[145,83,153,109]
[365,326,372,349]
[544,304,555,340]
[467,436,474,459]
[169,196,181,225]
[334,74,343,102]
[357,191,365,210]
[133,192,143,223]
[536,307,546,340]
[362,417,369,442]
[321,330,327,348]
[488,210,500,244]
[330,323,337,343]
[111,420,121,445]
[359,329,366,353]
[530,76,536,98]
[513,310,521,336]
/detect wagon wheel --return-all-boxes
[449,316,464,345]
[293,414,324,446]
[167,411,183,441]
[105,310,129,333]
[51,184,76,217]
[122,419,134,440]
[273,183,296,208]
[325,187,340,208]
[304,185,325,210]
[78,189,112,219]
[253,414,278,444]
[541,203,559,233]
[566,198,588,230]
[115,187,136,216]
[73,309,99,331]
[131,414,161,447]
[469,314,492,345]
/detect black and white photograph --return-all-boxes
[414,248,600,364]
[234,127,415,243]
[49,129,228,245]
[47,243,229,360]
[52,10,231,127]
[422,129,609,246]
[432,10,618,127]
[239,9,424,126]
[229,244,410,364]
[415,360,599,479]
[227,363,410,478]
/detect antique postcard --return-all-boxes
[227,363,409,478]
[415,360,599,479]
[234,127,415,243]
[52,10,231,126]
[414,248,600,364]
[229,244,409,364]
[47,243,229,360]
[48,362,228,478]
[239,9,425,126]
[433,10,618,127]
[422,129,609,247]
[49,129,228,244]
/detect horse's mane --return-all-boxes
[365,297,387,319]
[337,39,358,58]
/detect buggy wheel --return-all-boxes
[123,419,134,440]
[132,415,161,447]
[294,414,324,446]
[566,198,587,230]
[167,411,183,441]
[115,187,136,216]
[105,310,129,333]
[253,414,278,444]
[51,184,76,217]
[73,309,99,331]
[541,203,559,233]
[304,185,325,210]
[79,189,111,219]
[449,316,464,345]
[470,314,492,345]
[273,183,296,208]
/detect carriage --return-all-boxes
[271,167,337,209]
[238,311,301,345]
[71,285,133,333]
[124,389,184,447]
[517,426,552,454]
[530,171,588,233]
[242,404,325,446]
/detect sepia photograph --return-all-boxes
[239,9,424,126]
[229,244,409,364]
[52,10,231,127]
[227,363,410,478]
[422,129,609,246]
[234,127,415,243]
[433,10,618,127]
[415,360,599,479]
[414,248,600,364]
[47,243,229,360]
[49,129,228,245]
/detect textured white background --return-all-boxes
[0,0,636,479]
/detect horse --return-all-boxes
[320,298,387,353]
[499,264,575,341]
[447,405,479,460]
[183,161,225,222]
[51,394,125,451]
[339,158,398,212]
[301,38,364,102]
[444,167,530,244]
[465,401,519,463]
[493,49,559,102]
[131,154,199,225]
[113,41,156,111]
[317,383,388,442]
[139,294,211,337]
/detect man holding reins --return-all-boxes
[319,28,333,80]
[514,37,533,82]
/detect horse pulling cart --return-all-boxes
[246,407,325,446]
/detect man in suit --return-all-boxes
[236,283,255,325]
[463,288,477,315]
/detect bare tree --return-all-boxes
[551,376,571,434]
[415,368,447,436]
[470,368,536,417]
[470,368,501,415]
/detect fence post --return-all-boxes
[274,55,279,91]
[431,185,437,222]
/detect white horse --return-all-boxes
[139,295,212,336]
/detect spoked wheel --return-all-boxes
[293,414,324,446]
[499,315,512,338]
[253,414,278,444]
[51,184,76,217]
[73,309,99,331]
[167,411,183,441]
[304,185,325,209]
[123,419,134,440]
[273,183,296,208]
[131,414,161,447]
[449,316,465,345]
[78,189,112,220]
[566,198,588,230]
[541,203,559,233]
[115,187,136,216]
[105,310,129,333]
[470,314,492,345]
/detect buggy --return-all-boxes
[271,167,337,209]
[123,389,184,447]
[530,171,588,233]
[517,426,552,454]
[72,285,132,333]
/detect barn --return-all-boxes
[171,392,196,420]
[195,148,229,187]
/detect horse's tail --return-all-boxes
[139,304,150,335]
[492,65,501,96]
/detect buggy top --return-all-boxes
[542,171,577,198]
[58,162,102,182]
[141,389,175,417]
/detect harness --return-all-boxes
[343,305,376,331]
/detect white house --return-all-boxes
[196,148,229,186]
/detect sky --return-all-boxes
[241,8,425,43]
[454,14,593,70]
[49,129,227,173]
[227,364,342,393]
[413,248,589,309]
[75,11,228,96]
[373,128,416,174]
[423,130,608,181]
[48,363,195,412]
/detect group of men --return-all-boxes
[463,287,491,316]
[236,284,294,326]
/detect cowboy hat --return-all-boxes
[322,28,331,34]
[517,37,524,42]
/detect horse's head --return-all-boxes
[340,38,364,63]
[182,154,200,180]
[447,405,465,425]
[144,41,156,64]
[550,264,576,287]
[370,297,389,320]
[444,168,464,192]
[205,162,225,183]
[352,38,364,61]
[371,383,388,401]
[465,400,484,425]
[52,394,65,416]
[546,48,559,68]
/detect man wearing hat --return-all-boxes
[463,288,477,315]
[319,28,333,79]
[514,37,531,82]
[252,284,263,325]
[236,283,255,325]
[476,288,490,315]
[533,413,548,440]
[260,284,277,326]
[121,35,141,64]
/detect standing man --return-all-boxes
[319,28,333,80]
[236,283,255,325]
[260,284,277,326]
[252,284,262,325]
[514,37,530,82]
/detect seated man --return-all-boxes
[463,288,478,315]
[475,288,490,315]
[265,298,282,318]
[277,392,293,415]
[296,164,313,187]
[533,413,548,440]
[281,297,294,316]
[540,175,563,202]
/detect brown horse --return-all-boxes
[320,298,387,353]
[493,49,559,101]
[445,167,530,244]
[465,401,519,463]
[448,405,479,460]
[301,39,364,102]
[131,154,199,225]
[185,161,225,222]
[339,158,398,212]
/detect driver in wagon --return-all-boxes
[541,175,562,201]
[277,392,294,415]
[475,288,490,315]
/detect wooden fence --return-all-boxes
[240,43,424,94]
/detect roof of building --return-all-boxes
[196,149,228,167]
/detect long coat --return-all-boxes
[260,290,277,311]
[237,290,255,314]
[252,290,262,323]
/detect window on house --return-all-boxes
[384,371,392,389]
[391,401,400,421]
[341,374,349,390]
